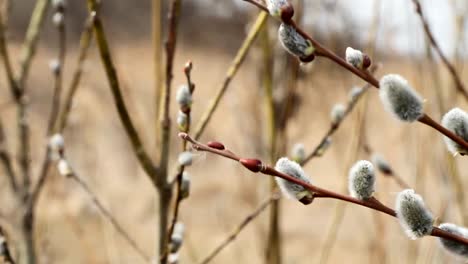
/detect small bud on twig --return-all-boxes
[395,189,433,239]
[291,143,305,163]
[177,111,188,132]
[240,158,263,173]
[49,59,61,75]
[441,108,468,156]
[49,133,65,160]
[379,74,424,122]
[178,152,193,166]
[170,222,185,253]
[207,141,225,150]
[348,86,363,102]
[348,160,375,200]
[345,47,364,69]
[330,103,346,125]
[371,153,393,175]
[437,223,468,258]
[275,157,313,204]
[180,172,190,200]
[278,23,315,62]
[176,84,192,111]
[52,12,64,27]
[57,158,73,177]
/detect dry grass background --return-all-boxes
[0,1,467,263]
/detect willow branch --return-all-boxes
[199,194,280,264]
[242,1,468,153]
[69,172,151,262]
[179,133,468,246]
[0,226,16,264]
[86,1,158,184]
[193,12,268,140]
[56,15,94,132]
[0,117,17,193]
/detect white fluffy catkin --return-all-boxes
[266,0,289,17]
[379,74,424,122]
[348,160,375,200]
[291,143,305,163]
[437,223,468,258]
[275,157,311,201]
[176,84,192,108]
[345,47,364,68]
[330,103,346,125]
[441,108,468,156]
[395,189,433,239]
[278,23,314,60]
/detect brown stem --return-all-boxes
[179,133,468,246]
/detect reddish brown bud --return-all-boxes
[207,141,225,150]
[299,195,314,205]
[280,4,294,22]
[240,158,263,173]
[363,54,371,69]
[299,54,315,63]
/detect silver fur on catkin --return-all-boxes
[278,23,314,60]
[291,143,306,164]
[441,108,468,156]
[176,84,192,109]
[275,157,313,203]
[395,189,433,239]
[437,223,468,258]
[379,74,424,122]
[348,160,375,200]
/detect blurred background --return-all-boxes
[0,0,467,263]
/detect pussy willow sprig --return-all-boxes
[178,132,468,246]
[241,0,468,153]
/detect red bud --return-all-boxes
[363,54,371,69]
[207,141,225,150]
[280,4,294,23]
[299,195,314,205]
[184,61,193,74]
[239,158,263,173]
[300,54,315,63]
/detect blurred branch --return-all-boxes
[193,12,268,140]
[69,171,151,262]
[85,1,158,183]
[300,81,373,166]
[199,194,280,264]
[153,0,163,149]
[56,16,94,132]
[0,226,16,264]
[410,0,468,102]
[0,117,17,193]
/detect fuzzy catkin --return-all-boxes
[441,108,468,155]
[379,74,424,122]
[395,189,433,239]
[275,157,311,200]
[176,84,192,108]
[348,160,375,200]
[345,47,363,68]
[438,223,468,258]
[291,143,305,163]
[330,104,346,125]
[278,23,314,59]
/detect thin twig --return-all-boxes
[243,1,468,153]
[86,0,157,183]
[0,9,20,99]
[162,61,195,262]
[199,194,280,264]
[56,15,94,132]
[301,80,374,166]
[153,0,163,150]
[179,133,468,246]
[69,173,151,262]
[193,12,268,140]
[0,117,17,193]
[157,1,183,262]
[410,0,468,101]
[17,0,50,88]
